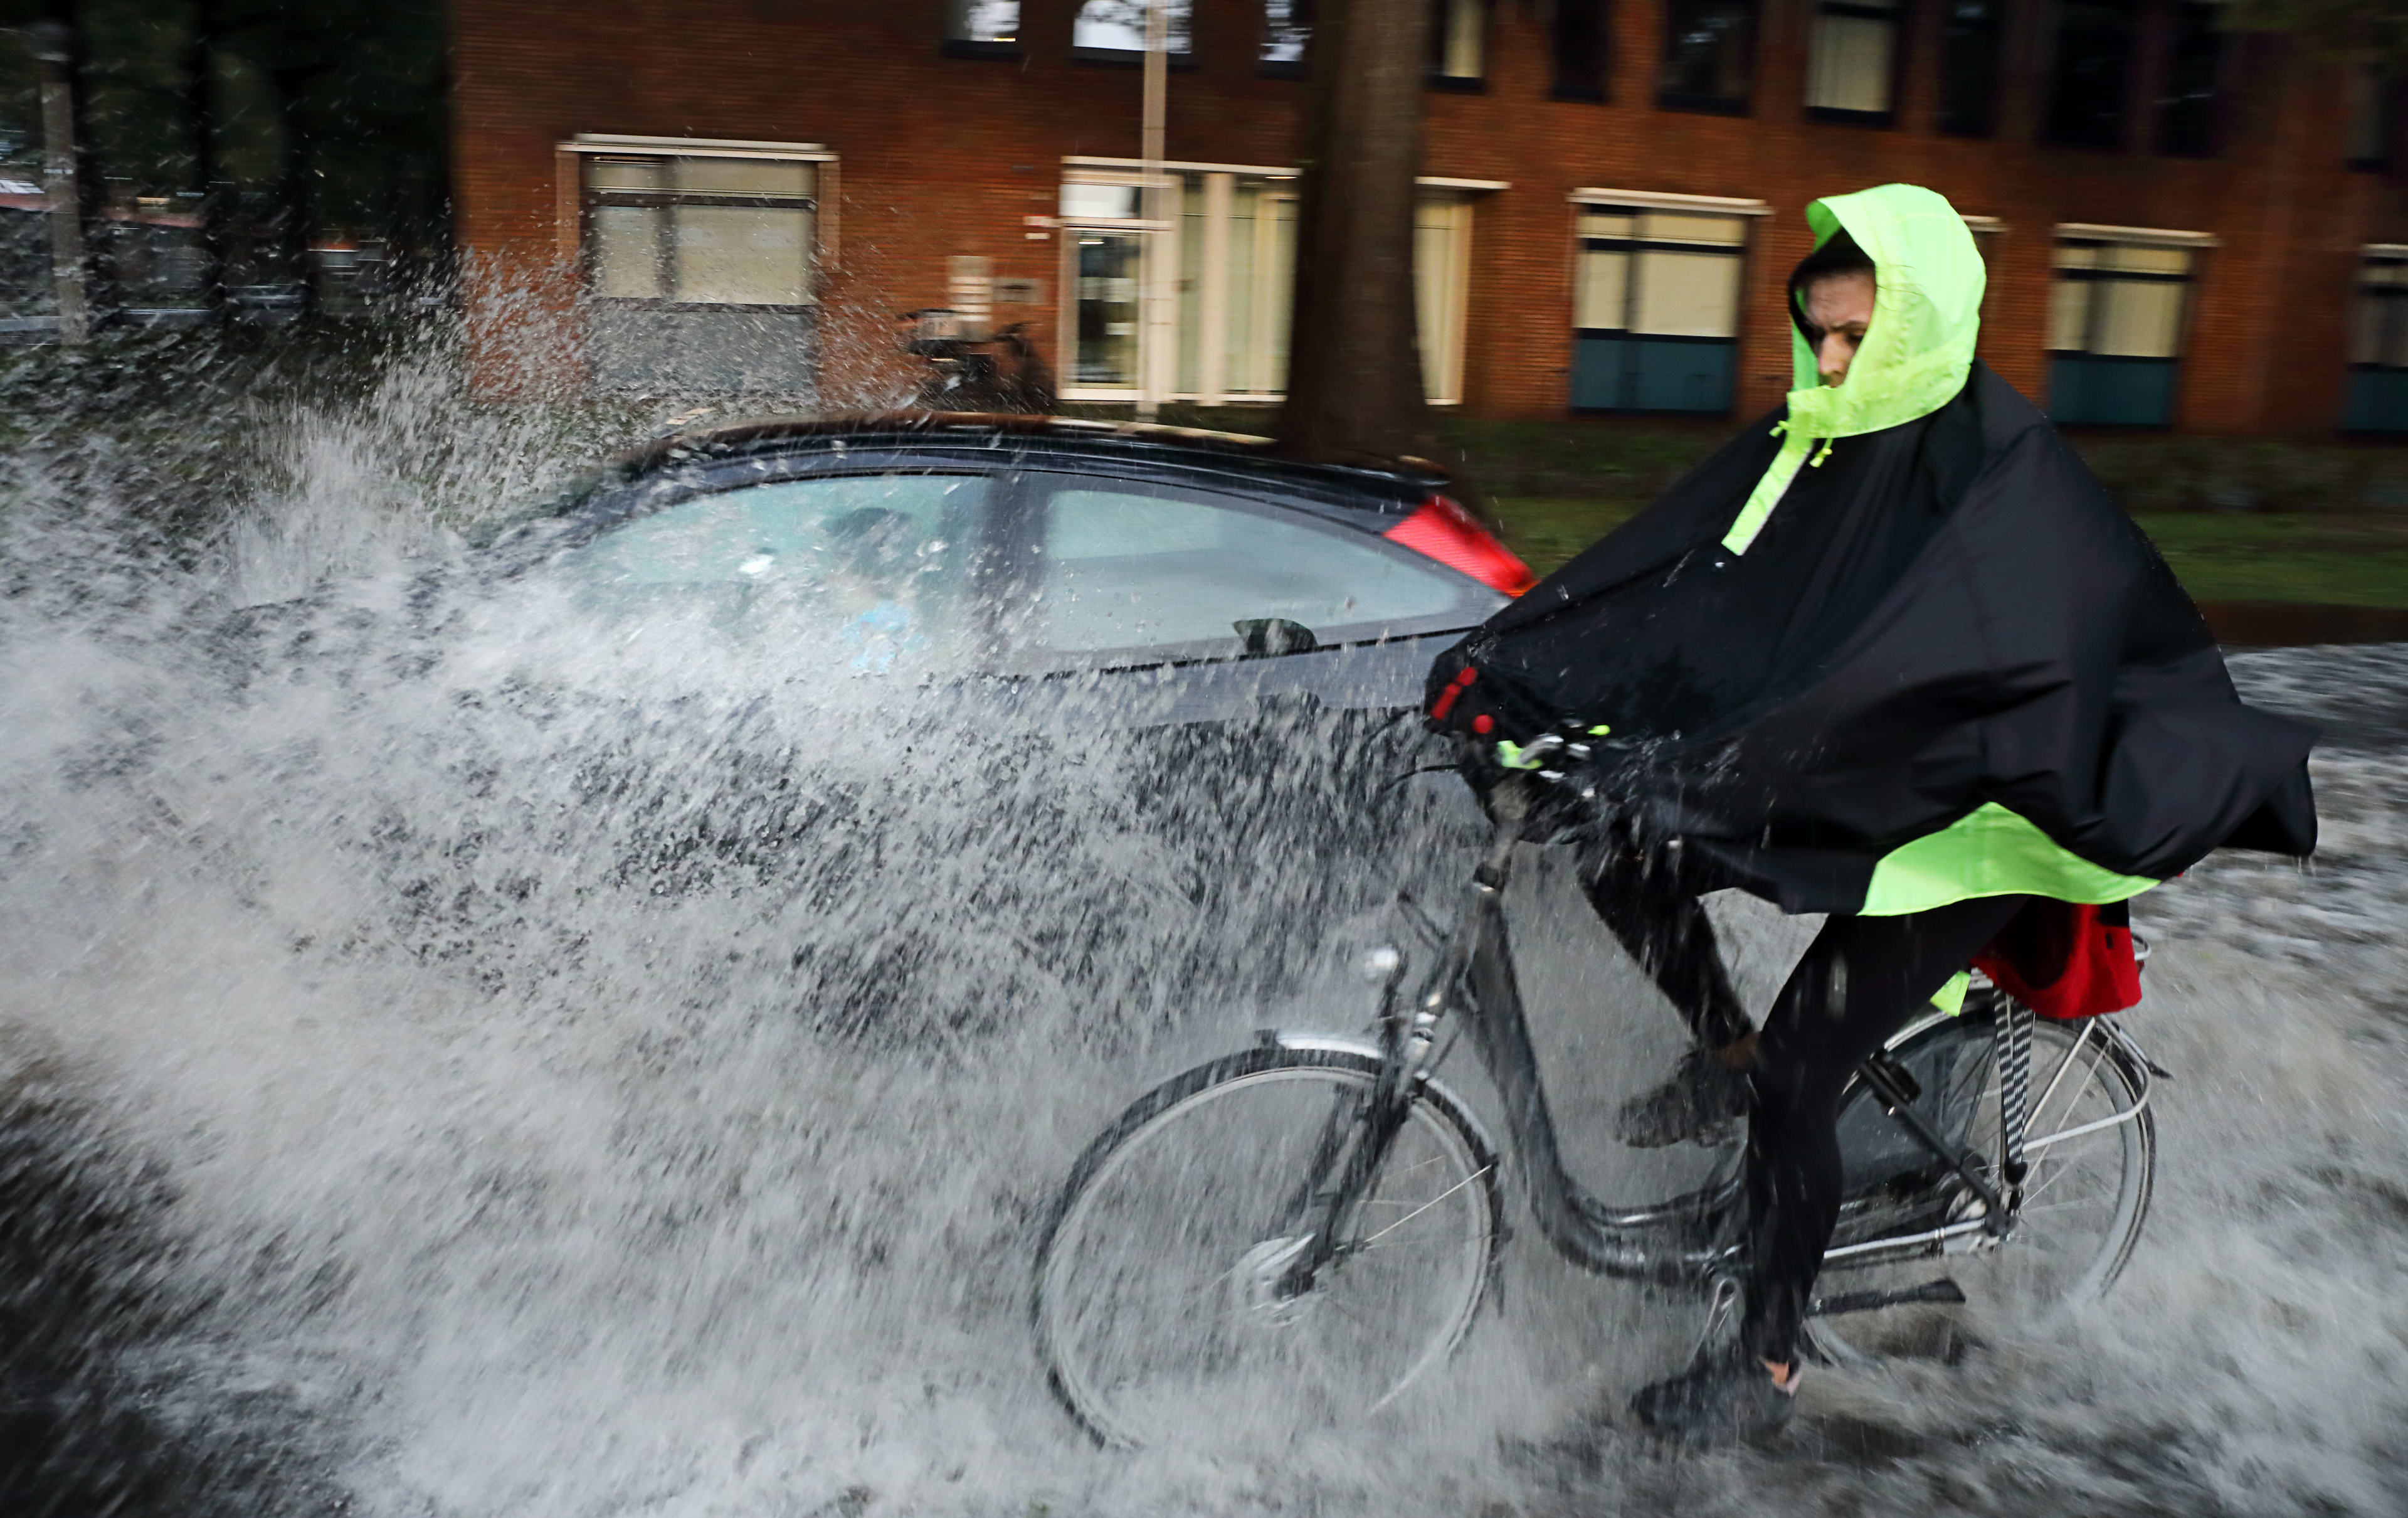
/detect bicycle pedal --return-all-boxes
[1807,1277,1966,1318]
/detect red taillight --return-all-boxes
[1384,496,1538,597]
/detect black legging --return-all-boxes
[1583,840,1754,1049]
[1586,851,2029,1364]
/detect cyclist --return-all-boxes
[1425,184,2316,1443]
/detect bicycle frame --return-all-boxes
[1278,772,2158,1297]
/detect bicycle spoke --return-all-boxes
[2027,1024,2104,1137]
[1351,1165,1491,1250]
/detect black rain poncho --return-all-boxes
[1427,184,2316,916]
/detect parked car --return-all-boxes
[477,412,1533,726]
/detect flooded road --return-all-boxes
[0,341,2402,1515]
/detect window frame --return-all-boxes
[1070,0,1197,65]
[2042,0,2140,151]
[1429,0,1489,90]
[1656,0,1760,115]
[568,135,835,312]
[1567,191,1765,416]
[1550,0,1612,101]
[2345,63,2396,171]
[2345,246,2408,433]
[2044,225,2210,428]
[1803,0,1905,126]
[1260,0,1310,75]
[2153,0,2223,157]
[1937,0,2004,136]
[940,0,1025,58]
[1055,156,1493,408]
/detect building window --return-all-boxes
[1432,0,1487,86]
[1571,200,1755,413]
[2044,0,2136,149]
[944,0,1022,53]
[1073,0,1193,57]
[1805,0,1901,123]
[1262,0,1310,71]
[1552,0,1610,100]
[2347,64,2395,169]
[1070,231,1146,388]
[2346,248,2408,432]
[1060,164,1477,405]
[1175,176,1300,398]
[578,142,826,391]
[2047,231,2200,427]
[1415,198,1476,402]
[588,155,817,305]
[2155,1,2221,156]
[1658,0,1757,114]
[1938,0,2002,135]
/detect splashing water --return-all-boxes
[1,320,2405,1517]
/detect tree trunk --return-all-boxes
[184,0,231,323]
[1274,0,1436,467]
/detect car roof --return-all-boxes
[605,411,1459,510]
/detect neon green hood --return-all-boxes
[1724,184,1986,554]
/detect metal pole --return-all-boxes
[30,21,90,345]
[1137,0,1169,419]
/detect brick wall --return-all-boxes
[452,0,2408,435]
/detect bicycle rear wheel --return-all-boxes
[1033,1044,1502,1448]
[1815,1010,2155,1358]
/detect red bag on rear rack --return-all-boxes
[1973,901,2143,1021]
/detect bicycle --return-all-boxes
[1031,746,2160,1448]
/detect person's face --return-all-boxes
[1803,271,1877,387]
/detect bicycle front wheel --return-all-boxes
[1033,1044,1502,1449]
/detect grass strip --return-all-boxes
[1484,498,2408,610]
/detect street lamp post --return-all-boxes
[1137,0,1170,419]
[30,21,90,346]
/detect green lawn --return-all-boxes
[1484,499,2408,610]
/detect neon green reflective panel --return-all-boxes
[1724,184,1987,555]
[1930,970,1971,1017]
[1862,803,2160,917]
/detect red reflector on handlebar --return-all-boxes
[1385,497,1538,597]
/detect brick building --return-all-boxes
[451,0,2408,435]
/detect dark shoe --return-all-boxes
[1629,1342,1798,1445]
[1615,1046,1751,1149]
